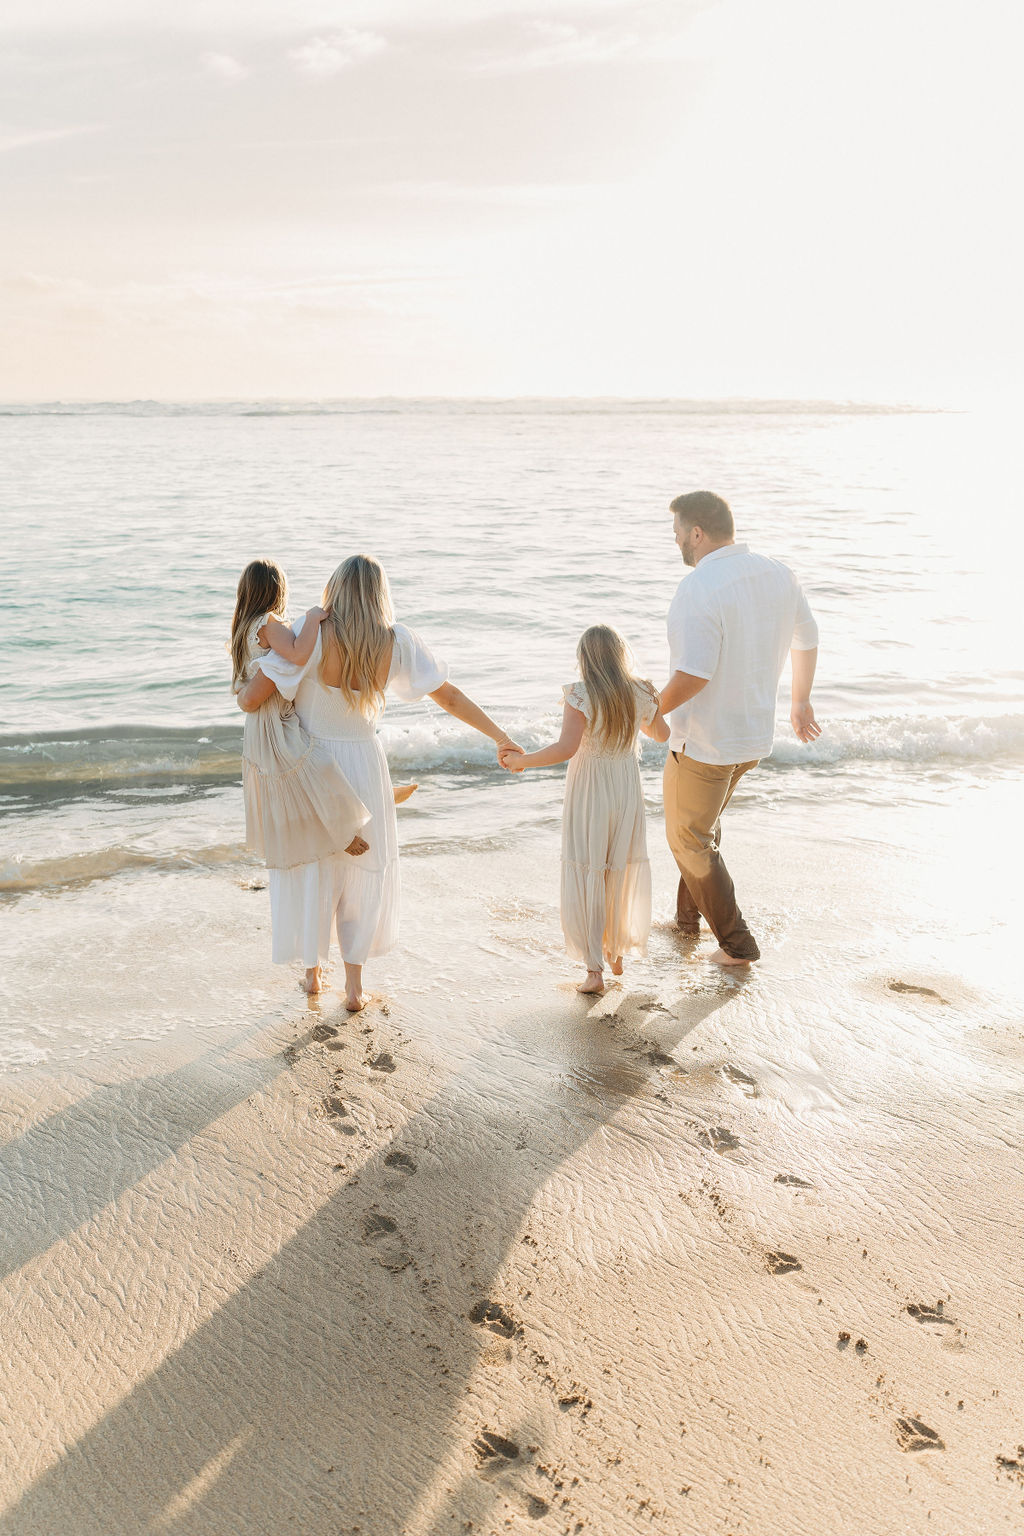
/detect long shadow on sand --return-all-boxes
[0,980,740,1536]
[0,1026,305,1281]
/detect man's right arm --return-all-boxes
[236,671,278,713]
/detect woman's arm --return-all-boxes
[428,680,522,757]
[504,704,585,772]
[236,671,279,713]
[260,608,325,667]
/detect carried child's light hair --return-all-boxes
[230,558,287,690]
[320,554,395,719]
[577,624,656,753]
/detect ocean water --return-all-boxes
[2,399,1022,1056]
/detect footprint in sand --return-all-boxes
[895,1416,944,1452]
[361,1211,412,1272]
[470,1300,522,1338]
[473,1431,521,1469]
[723,1063,759,1097]
[698,1125,741,1154]
[368,1051,397,1073]
[887,979,948,1003]
[905,1301,955,1326]
[311,1023,338,1041]
[321,1095,357,1134]
[765,1250,803,1275]
[383,1149,417,1177]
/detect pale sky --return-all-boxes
[1,0,1020,401]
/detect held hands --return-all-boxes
[497,737,526,772]
[791,701,821,743]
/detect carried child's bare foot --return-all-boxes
[578,969,605,995]
[708,947,755,967]
[392,783,418,805]
[302,966,325,994]
[609,955,624,976]
[345,835,369,856]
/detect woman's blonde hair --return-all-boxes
[577,624,654,752]
[230,558,287,690]
[320,554,395,718]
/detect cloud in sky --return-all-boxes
[0,0,1020,402]
[199,52,250,82]
[288,31,387,77]
[0,123,101,154]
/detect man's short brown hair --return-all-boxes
[670,491,734,541]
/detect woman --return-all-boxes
[236,554,519,1010]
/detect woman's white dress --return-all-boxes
[258,621,448,967]
[560,679,657,971]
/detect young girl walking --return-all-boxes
[230,558,372,880]
[503,625,669,994]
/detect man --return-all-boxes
[659,490,820,966]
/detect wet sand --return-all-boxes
[1,797,1022,1535]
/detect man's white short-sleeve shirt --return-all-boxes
[666,543,818,764]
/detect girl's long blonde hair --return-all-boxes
[319,554,395,718]
[230,558,287,690]
[577,624,655,752]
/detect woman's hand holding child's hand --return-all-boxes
[499,745,526,773]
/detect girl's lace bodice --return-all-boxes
[562,679,658,759]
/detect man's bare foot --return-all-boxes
[392,783,418,805]
[345,990,370,1012]
[708,947,755,967]
[578,969,605,994]
[345,835,369,857]
[302,966,325,993]
[609,956,624,976]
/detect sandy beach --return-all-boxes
[2,783,1022,1536]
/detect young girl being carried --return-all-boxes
[502,625,669,995]
[231,559,372,883]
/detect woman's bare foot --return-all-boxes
[708,947,755,967]
[302,965,325,994]
[578,969,605,995]
[392,783,418,805]
[345,834,369,857]
[609,955,624,976]
[343,962,368,1012]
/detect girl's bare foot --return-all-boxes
[392,783,418,805]
[345,835,369,856]
[578,969,605,995]
[302,966,325,994]
[609,955,624,976]
[708,947,754,967]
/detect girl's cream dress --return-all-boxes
[560,678,657,971]
[237,613,369,871]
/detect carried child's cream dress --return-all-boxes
[560,678,657,971]
[236,613,369,871]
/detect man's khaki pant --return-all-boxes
[663,749,760,961]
